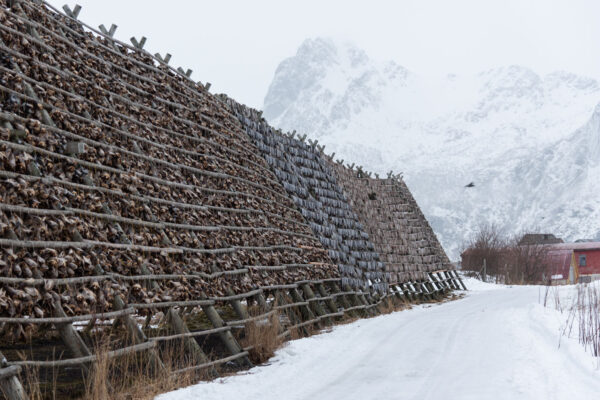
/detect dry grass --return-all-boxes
[545,283,600,363]
[15,291,426,399]
[241,310,283,364]
[567,284,600,358]
[80,339,200,400]
[22,365,43,400]
[378,297,407,315]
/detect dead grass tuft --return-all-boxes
[79,338,199,400]
[241,311,283,364]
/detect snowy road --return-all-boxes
[158,280,600,400]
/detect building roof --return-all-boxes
[518,234,564,246]
[547,242,600,252]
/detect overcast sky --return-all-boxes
[48,0,600,108]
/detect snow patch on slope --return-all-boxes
[263,38,600,258]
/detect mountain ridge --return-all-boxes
[263,37,600,258]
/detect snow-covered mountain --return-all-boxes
[263,38,600,259]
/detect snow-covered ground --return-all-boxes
[157,279,600,400]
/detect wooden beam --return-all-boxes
[290,288,317,325]
[226,288,249,321]
[198,293,252,368]
[301,283,328,322]
[113,296,165,374]
[165,308,217,377]
[315,283,338,315]
[0,353,28,400]
[51,300,92,360]
[62,4,81,19]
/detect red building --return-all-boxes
[546,242,600,283]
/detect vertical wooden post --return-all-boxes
[392,285,406,303]
[447,271,461,290]
[409,281,425,301]
[198,293,252,368]
[436,272,451,291]
[0,352,28,400]
[428,273,444,296]
[361,292,378,316]
[440,270,451,289]
[482,259,487,283]
[274,290,300,336]
[421,280,437,300]
[253,291,268,310]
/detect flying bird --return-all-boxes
[465,182,475,188]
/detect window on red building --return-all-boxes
[579,254,587,267]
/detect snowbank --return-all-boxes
[157,282,600,400]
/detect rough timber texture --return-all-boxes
[329,163,453,284]
[226,99,387,292]
[0,0,337,325]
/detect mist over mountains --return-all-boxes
[263,38,600,259]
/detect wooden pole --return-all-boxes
[482,259,487,283]
[113,296,165,374]
[165,308,217,377]
[443,271,459,290]
[315,283,339,315]
[343,284,367,317]
[399,283,414,302]
[0,352,28,400]
[300,283,328,323]
[51,300,92,374]
[361,293,378,316]
[329,282,355,317]
[392,285,406,303]
[226,288,249,321]
[452,270,467,290]
[198,293,252,368]
[289,288,318,328]
[253,291,268,310]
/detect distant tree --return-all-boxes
[503,236,550,284]
[461,224,506,277]
[461,226,551,284]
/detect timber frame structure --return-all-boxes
[0,1,465,399]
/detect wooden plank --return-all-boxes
[342,284,367,317]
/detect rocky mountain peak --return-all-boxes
[263,38,600,258]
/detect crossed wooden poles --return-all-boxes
[0,2,467,398]
[0,270,465,400]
